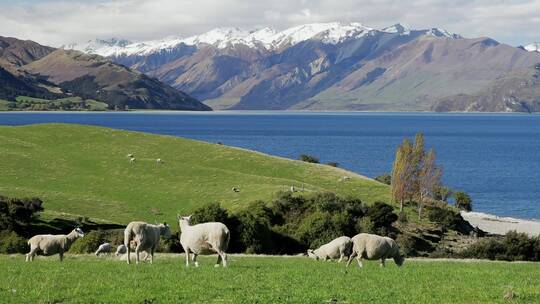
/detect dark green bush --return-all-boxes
[461,231,540,261]
[375,173,392,185]
[0,195,43,234]
[454,191,472,211]
[190,202,229,225]
[426,206,462,231]
[299,154,319,163]
[365,202,398,229]
[0,230,28,254]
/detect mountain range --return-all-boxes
[0,36,210,111]
[65,22,540,112]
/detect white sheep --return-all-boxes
[156,158,162,164]
[115,243,149,261]
[177,215,230,267]
[95,242,112,256]
[25,228,85,262]
[346,233,405,268]
[123,221,171,264]
[129,157,136,164]
[127,153,134,158]
[307,236,352,262]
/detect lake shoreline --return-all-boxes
[461,211,540,236]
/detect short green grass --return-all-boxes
[0,124,390,225]
[1,255,538,303]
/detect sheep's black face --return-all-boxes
[75,228,85,237]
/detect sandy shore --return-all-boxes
[461,211,540,236]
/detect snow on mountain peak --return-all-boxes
[66,22,459,57]
[524,42,540,52]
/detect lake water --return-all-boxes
[1,111,539,220]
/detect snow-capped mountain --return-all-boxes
[525,42,540,52]
[63,22,540,113]
[65,22,458,57]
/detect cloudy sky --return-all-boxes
[1,0,539,47]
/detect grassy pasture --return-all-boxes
[0,124,390,225]
[1,255,538,303]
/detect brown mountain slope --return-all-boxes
[0,36,210,111]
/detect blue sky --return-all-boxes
[0,0,539,46]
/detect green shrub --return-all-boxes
[426,206,461,231]
[365,202,398,229]
[299,154,319,163]
[375,173,391,185]
[0,195,43,234]
[395,233,415,256]
[454,191,472,211]
[190,202,229,225]
[356,217,375,234]
[0,230,28,254]
[461,231,540,261]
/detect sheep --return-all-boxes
[340,176,351,182]
[346,233,405,268]
[25,227,85,262]
[127,153,134,158]
[129,157,136,164]
[123,221,171,264]
[95,242,112,256]
[232,187,240,193]
[156,158,162,164]
[307,236,352,262]
[177,215,230,267]
[115,243,149,261]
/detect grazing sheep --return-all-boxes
[95,242,112,256]
[340,176,351,182]
[25,228,85,262]
[307,236,352,262]
[127,153,134,158]
[346,233,405,268]
[123,221,171,264]
[129,157,136,164]
[156,158,162,164]
[177,215,230,267]
[232,187,240,193]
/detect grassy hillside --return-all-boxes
[0,124,389,225]
[2,255,538,303]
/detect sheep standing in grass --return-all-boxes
[95,242,112,256]
[25,228,85,262]
[156,158,162,165]
[177,215,230,267]
[129,157,136,164]
[123,221,171,264]
[307,236,352,262]
[346,233,404,268]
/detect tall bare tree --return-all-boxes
[418,149,442,218]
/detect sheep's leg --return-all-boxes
[192,254,199,267]
[346,251,357,268]
[219,251,228,268]
[59,252,64,262]
[150,247,155,264]
[338,253,344,263]
[184,248,190,267]
[356,257,363,268]
[126,244,131,264]
[135,244,142,264]
[380,258,386,268]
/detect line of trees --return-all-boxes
[391,133,442,218]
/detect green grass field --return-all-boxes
[1,255,538,303]
[0,124,390,225]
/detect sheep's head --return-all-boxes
[177,214,192,223]
[159,223,172,239]
[394,254,405,267]
[307,249,318,260]
[74,227,85,238]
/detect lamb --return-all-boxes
[346,233,405,268]
[123,221,171,264]
[95,242,112,256]
[115,243,149,261]
[177,215,230,267]
[25,227,85,262]
[307,236,352,262]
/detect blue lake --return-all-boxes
[1,111,539,219]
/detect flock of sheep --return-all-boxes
[25,214,404,268]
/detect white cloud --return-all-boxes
[0,0,539,47]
